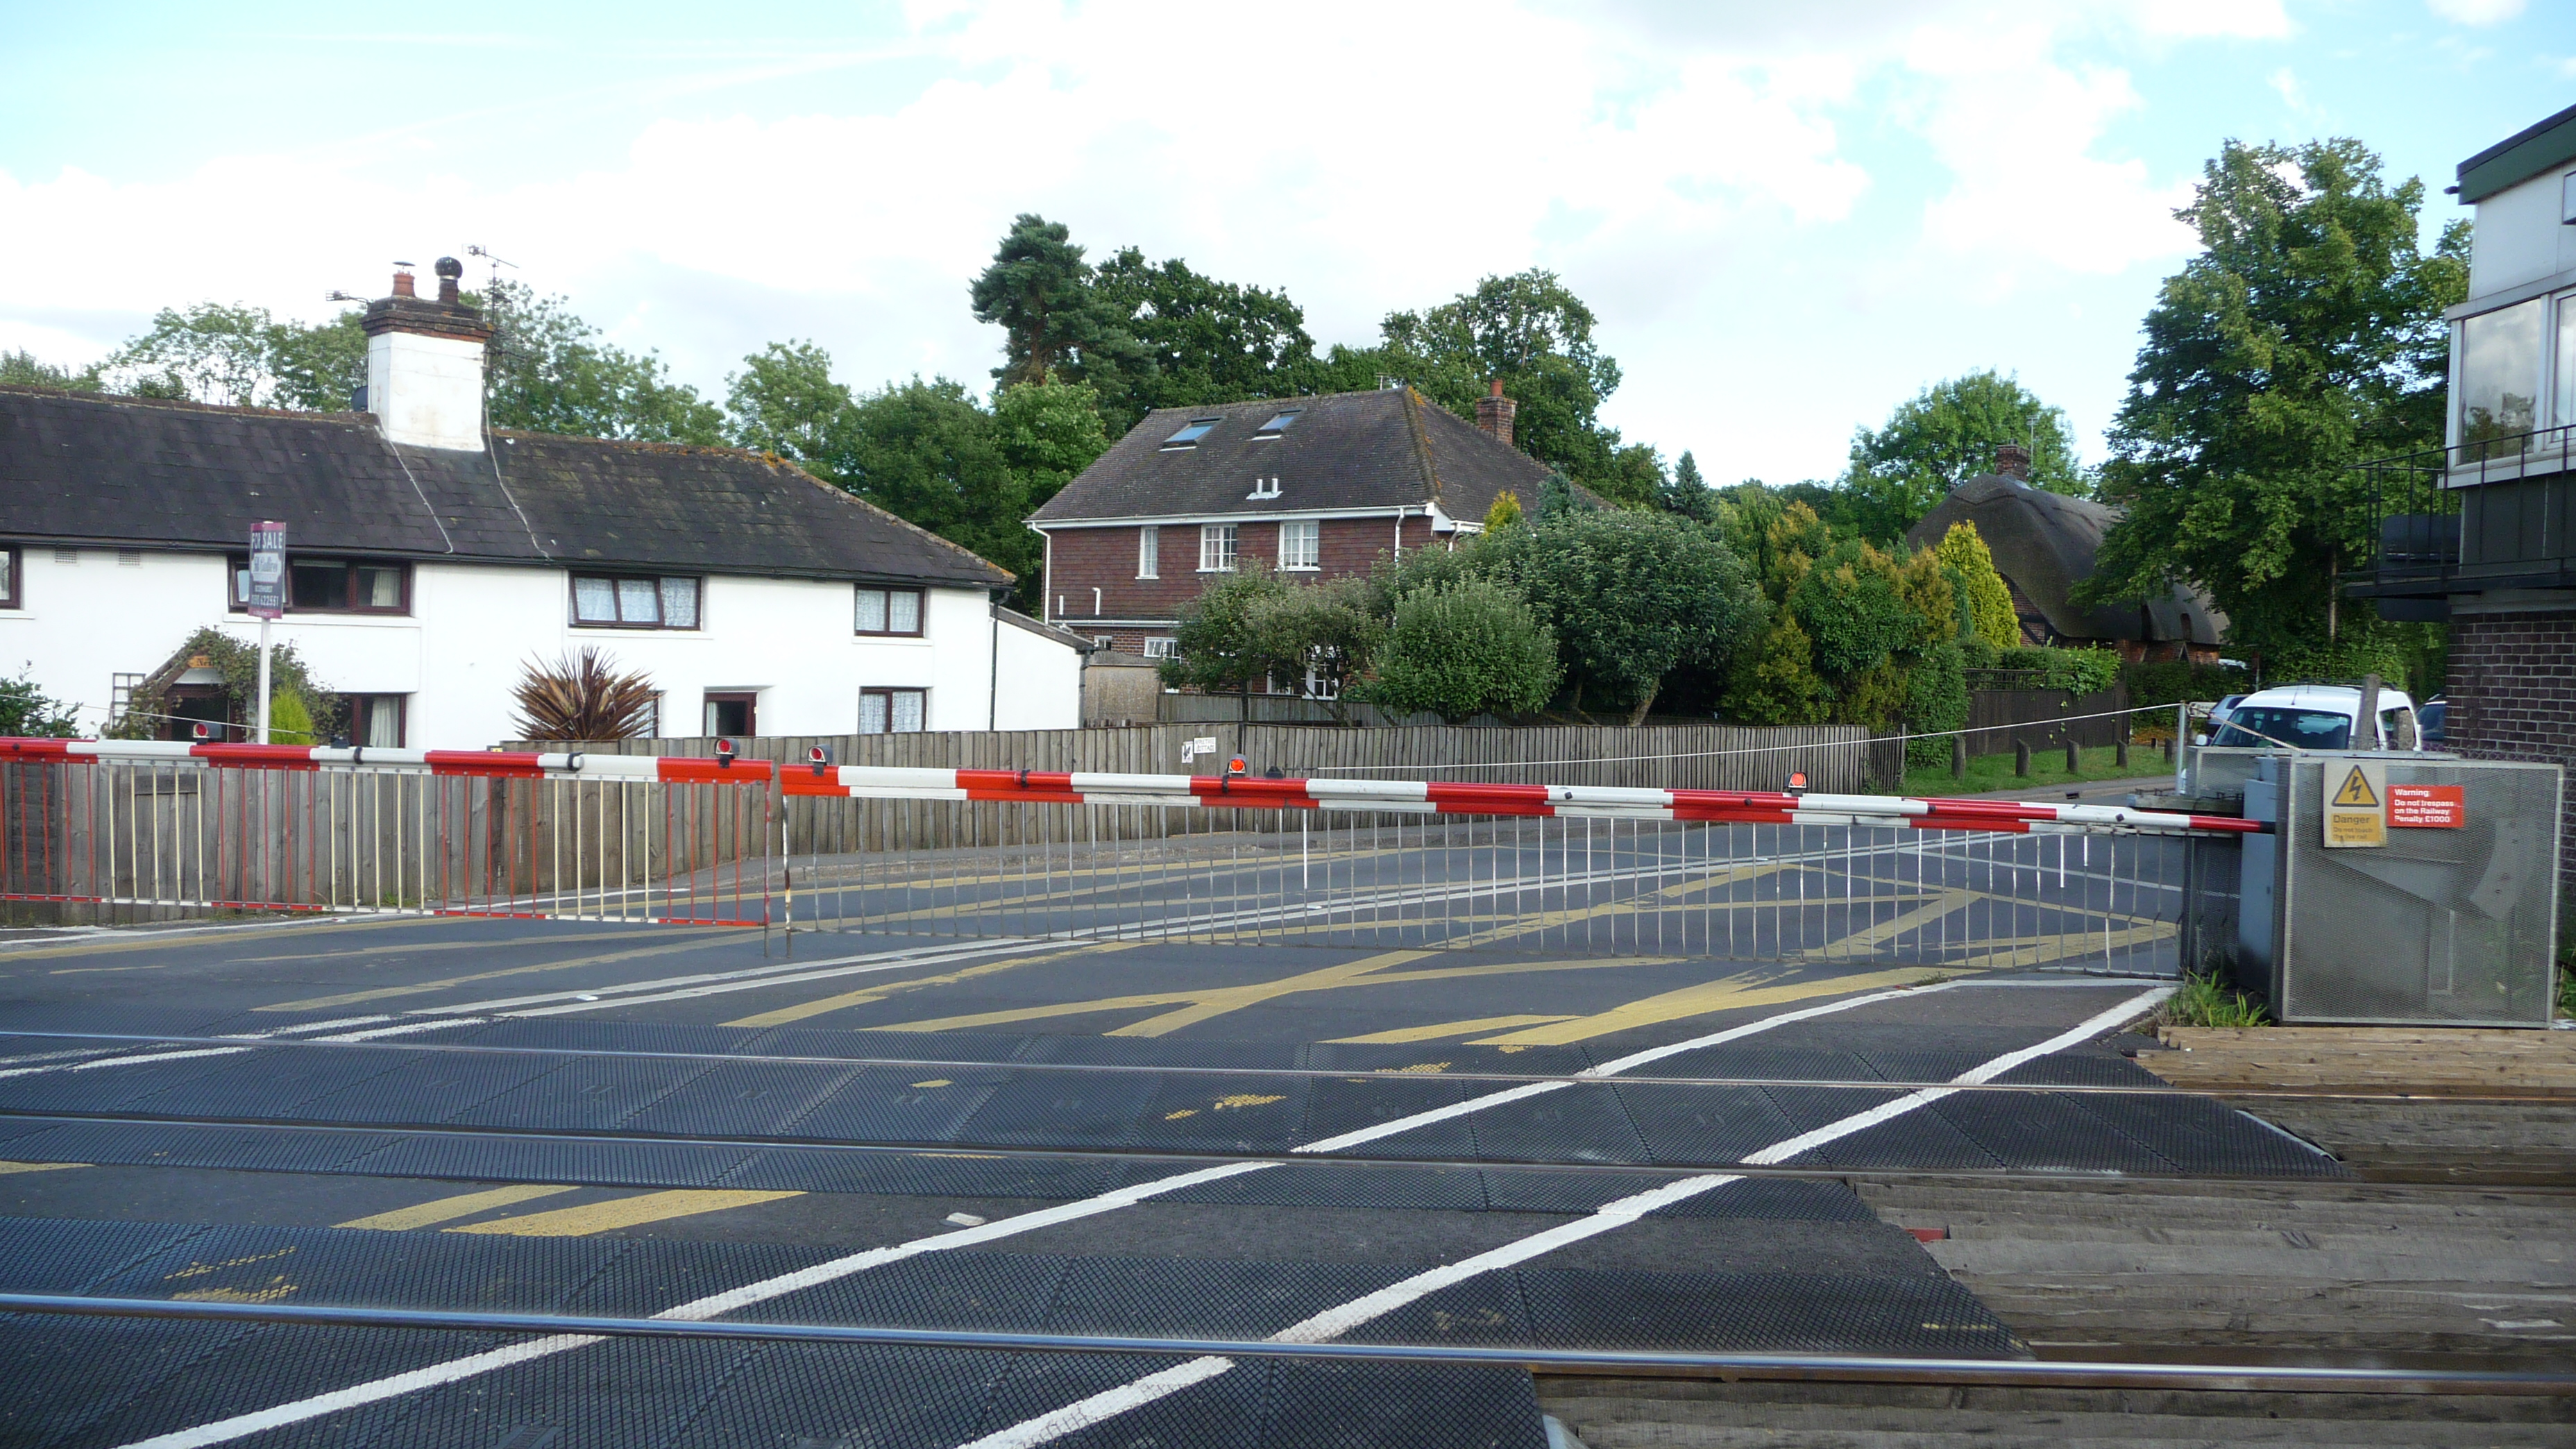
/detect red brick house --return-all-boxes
[1026,385,1550,662]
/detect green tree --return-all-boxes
[840,377,1032,582]
[1380,270,1658,505]
[1725,613,1831,725]
[1933,521,2020,649]
[479,280,724,443]
[992,372,1110,516]
[1482,490,1524,532]
[1489,509,1767,724]
[1837,371,2089,544]
[2083,137,2467,661]
[1659,450,1715,523]
[969,214,1152,426]
[1,350,103,392]
[725,340,856,469]
[1093,248,1317,427]
[104,303,365,411]
[1255,575,1384,724]
[1159,566,1294,709]
[1355,578,1561,724]
[1904,642,1969,765]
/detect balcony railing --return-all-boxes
[2350,422,2576,599]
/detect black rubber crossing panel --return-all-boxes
[446,1053,720,1131]
[2052,1090,2349,1178]
[1647,1176,1881,1221]
[1023,1035,1300,1070]
[1127,1073,1309,1153]
[289,1054,570,1125]
[1254,1362,1546,1449]
[0,1048,276,1113]
[1926,1092,2180,1174]
[782,1067,1015,1144]
[85,1221,629,1315]
[1135,1160,1490,1212]
[1990,1049,2166,1088]
[457,1018,772,1056]
[1297,1074,1476,1156]
[1804,1096,2009,1173]
[1613,1083,1815,1167]
[559,1239,831,1319]
[978,1348,1260,1448]
[0,1119,406,1175]
[722,1146,1123,1201]
[1479,1167,1668,1214]
[755,1028,1035,1066]
[1467,1084,1652,1167]
[954,1071,1163,1149]
[729,1247,1076,1330]
[0,1216,210,1293]
[1048,1256,1387,1338]
[0,1313,272,1449]
[111,1046,413,1118]
[340,1132,763,1191]
[615,1060,860,1137]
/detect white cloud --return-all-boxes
[2425,0,2526,24]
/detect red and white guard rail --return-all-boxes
[783,765,2263,837]
[0,738,773,784]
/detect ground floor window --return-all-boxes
[703,691,757,738]
[860,687,926,734]
[341,694,406,747]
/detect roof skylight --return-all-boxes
[1162,418,1221,448]
[1253,409,1302,437]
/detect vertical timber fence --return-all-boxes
[0,740,774,927]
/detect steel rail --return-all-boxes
[2,1027,2560,1104]
[1,1294,2565,1395]
[0,1107,2437,1188]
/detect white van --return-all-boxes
[2206,684,2423,752]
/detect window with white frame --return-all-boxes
[859,687,926,734]
[1143,637,1178,659]
[854,586,924,636]
[1278,519,1319,570]
[1198,523,1237,573]
[1137,525,1159,579]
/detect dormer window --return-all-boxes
[1162,418,1220,449]
[1252,409,1300,439]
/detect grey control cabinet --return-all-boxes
[2240,754,2560,1026]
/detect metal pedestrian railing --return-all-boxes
[780,765,2257,976]
[1,739,774,928]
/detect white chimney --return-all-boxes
[362,256,491,451]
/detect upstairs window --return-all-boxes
[1138,525,1159,579]
[1199,523,1237,573]
[1162,418,1221,449]
[231,555,412,615]
[1278,519,1320,570]
[855,586,924,636]
[0,545,17,609]
[572,574,700,629]
[1142,637,1178,659]
[1252,409,1300,439]
[2456,296,2543,453]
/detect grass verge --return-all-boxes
[1901,743,2171,798]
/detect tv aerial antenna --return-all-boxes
[466,244,517,291]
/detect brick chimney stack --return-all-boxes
[1994,442,2032,480]
[1474,378,1516,448]
[362,254,492,451]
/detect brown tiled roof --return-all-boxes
[1027,387,1554,527]
[0,384,1011,588]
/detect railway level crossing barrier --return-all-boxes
[779,764,2259,974]
[0,738,774,926]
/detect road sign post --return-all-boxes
[246,522,285,744]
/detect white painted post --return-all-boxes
[255,617,273,745]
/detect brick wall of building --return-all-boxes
[2443,607,2576,915]
[1042,515,1444,629]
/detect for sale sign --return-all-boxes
[246,521,287,620]
[2321,759,2387,849]
[2389,783,2466,829]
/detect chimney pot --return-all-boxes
[434,255,463,305]
[1994,442,2032,480]
[391,269,415,298]
[1473,380,1517,449]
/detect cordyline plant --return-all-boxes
[510,648,658,742]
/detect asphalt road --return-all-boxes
[0,900,2332,1449]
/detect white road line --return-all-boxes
[104,974,2067,1448]
[951,985,2175,1449]
[432,938,1045,1015]
[0,1015,409,1082]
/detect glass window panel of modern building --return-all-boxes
[2457,296,2544,450]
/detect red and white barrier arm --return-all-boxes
[781,765,2261,836]
[0,738,772,783]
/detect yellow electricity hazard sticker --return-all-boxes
[2322,760,2386,848]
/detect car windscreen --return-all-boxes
[2212,706,2351,750]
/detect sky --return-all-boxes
[1,0,2570,485]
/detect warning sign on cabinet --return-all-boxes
[2389,783,2467,828]
[2322,760,2387,849]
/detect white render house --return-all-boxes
[0,260,1083,745]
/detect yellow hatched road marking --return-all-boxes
[1325,1015,1577,1044]
[722,942,1138,1028]
[0,1160,85,1175]
[873,947,1439,1038]
[334,1184,580,1230]
[443,1189,803,1237]
[1466,965,1965,1047]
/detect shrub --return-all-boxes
[1932,521,2019,648]
[1904,643,1968,765]
[511,647,659,741]
[2158,971,2271,1028]
[0,669,79,737]
[266,689,316,745]
[1354,579,1560,724]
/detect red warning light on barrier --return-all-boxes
[714,738,736,769]
[1786,770,1808,798]
[1227,755,1247,777]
